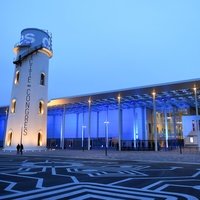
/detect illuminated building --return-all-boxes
[3,28,53,150]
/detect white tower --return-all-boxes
[4,28,53,150]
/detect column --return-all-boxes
[82,112,86,151]
[164,108,168,149]
[118,95,122,151]
[173,107,177,139]
[132,106,136,148]
[104,107,109,156]
[60,106,66,149]
[3,108,8,147]
[76,113,79,138]
[152,91,158,151]
[97,111,99,138]
[142,107,147,141]
[52,115,56,139]
[194,87,200,149]
[142,107,148,148]
[88,99,91,150]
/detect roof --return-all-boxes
[48,78,200,114]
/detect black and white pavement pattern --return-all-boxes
[0,154,200,199]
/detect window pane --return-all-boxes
[15,71,20,84]
[39,101,44,114]
[11,99,16,113]
[40,73,45,85]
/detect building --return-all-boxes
[3,28,53,150]
[46,79,200,151]
[0,78,199,151]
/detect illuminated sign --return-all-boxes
[23,58,33,135]
[19,28,52,50]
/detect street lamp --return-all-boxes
[81,125,86,151]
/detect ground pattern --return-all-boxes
[0,155,200,199]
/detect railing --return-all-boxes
[46,138,185,151]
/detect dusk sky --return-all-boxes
[0,0,200,106]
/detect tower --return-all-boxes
[4,28,53,150]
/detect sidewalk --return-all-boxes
[1,148,200,164]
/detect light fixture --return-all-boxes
[117,95,121,101]
[190,137,194,143]
[152,91,156,97]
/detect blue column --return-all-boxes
[3,108,8,148]
[173,108,177,139]
[118,96,122,151]
[76,113,79,138]
[142,107,147,140]
[97,111,99,138]
[194,87,200,149]
[81,112,86,151]
[152,91,158,151]
[132,107,136,148]
[60,106,66,149]
[164,108,169,148]
[88,99,91,150]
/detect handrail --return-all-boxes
[13,45,43,65]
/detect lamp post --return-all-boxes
[81,125,86,151]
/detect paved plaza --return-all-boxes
[0,149,200,199]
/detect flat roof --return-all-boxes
[48,78,200,114]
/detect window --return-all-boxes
[192,120,195,131]
[39,100,44,114]
[15,71,20,84]
[11,99,16,113]
[7,131,12,146]
[40,73,45,85]
[38,132,42,146]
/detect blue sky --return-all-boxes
[0,0,200,106]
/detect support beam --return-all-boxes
[118,96,122,151]
[173,108,177,139]
[97,111,99,138]
[104,107,109,156]
[164,108,169,149]
[60,106,66,149]
[76,113,79,138]
[82,112,86,151]
[88,99,91,150]
[3,108,8,148]
[152,91,158,151]
[142,107,147,141]
[194,87,200,149]
[133,107,136,148]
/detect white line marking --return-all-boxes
[42,167,46,172]
[192,170,200,177]
[143,181,163,190]
[109,178,133,185]
[71,176,79,183]
[51,167,56,175]
[36,178,43,188]
[70,194,122,200]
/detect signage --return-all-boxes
[19,28,52,51]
